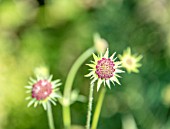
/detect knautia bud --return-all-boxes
[34,66,50,78]
[94,33,108,54]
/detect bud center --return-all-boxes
[32,80,52,100]
[96,58,115,79]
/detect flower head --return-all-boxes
[118,47,143,73]
[25,75,61,110]
[85,48,124,91]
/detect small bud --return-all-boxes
[34,66,49,78]
[94,33,108,54]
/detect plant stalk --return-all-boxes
[47,102,55,129]
[91,87,106,129]
[86,83,94,129]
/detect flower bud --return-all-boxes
[94,33,108,54]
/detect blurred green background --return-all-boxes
[0,0,170,129]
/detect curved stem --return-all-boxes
[62,47,95,129]
[91,87,106,129]
[86,83,94,129]
[47,102,55,129]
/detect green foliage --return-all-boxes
[0,0,170,129]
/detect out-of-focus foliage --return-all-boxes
[0,0,170,129]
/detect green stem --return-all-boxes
[47,102,55,129]
[86,83,94,129]
[63,105,71,129]
[63,47,95,129]
[91,87,106,129]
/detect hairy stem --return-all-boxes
[86,83,94,129]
